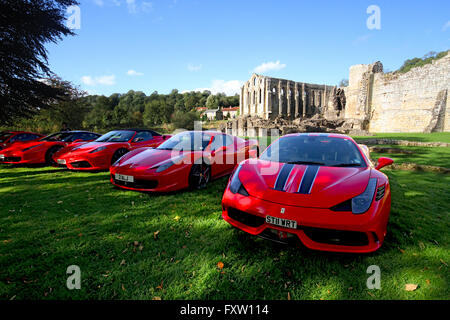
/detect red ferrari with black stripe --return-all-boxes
[110,131,259,192]
[0,131,100,165]
[53,129,170,170]
[222,133,394,253]
[0,131,44,151]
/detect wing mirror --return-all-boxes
[375,157,394,170]
[211,146,226,157]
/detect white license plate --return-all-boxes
[0,154,4,160]
[266,215,297,229]
[115,174,134,183]
[57,159,66,165]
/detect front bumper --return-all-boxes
[58,154,110,171]
[0,151,42,164]
[221,189,390,253]
[109,164,190,192]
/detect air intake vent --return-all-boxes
[376,185,385,201]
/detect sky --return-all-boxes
[47,0,450,96]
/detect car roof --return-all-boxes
[284,132,353,140]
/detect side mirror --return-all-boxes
[211,146,226,157]
[375,157,394,170]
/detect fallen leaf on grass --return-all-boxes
[156,281,164,290]
[405,284,418,291]
[367,291,375,297]
[153,230,160,240]
[139,245,144,251]
[217,262,224,270]
[173,216,181,222]
[399,248,405,254]
[287,292,291,300]
[425,279,430,285]
[121,284,126,291]
[120,259,126,266]
[152,296,161,300]
[133,241,139,247]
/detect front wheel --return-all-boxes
[111,149,128,165]
[188,163,211,189]
[45,146,63,166]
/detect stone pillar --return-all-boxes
[294,82,299,118]
[266,79,272,120]
[302,83,307,117]
[286,81,291,118]
[278,80,283,117]
[240,86,244,116]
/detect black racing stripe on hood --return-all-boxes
[297,165,320,194]
[273,163,294,191]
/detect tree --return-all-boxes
[338,79,349,87]
[0,0,78,125]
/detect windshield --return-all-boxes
[40,132,74,142]
[260,135,366,167]
[0,132,13,143]
[95,130,135,142]
[157,132,212,151]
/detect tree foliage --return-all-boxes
[397,50,448,74]
[0,0,78,125]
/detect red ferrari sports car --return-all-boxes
[0,131,100,165]
[53,129,170,170]
[110,131,259,192]
[222,133,394,253]
[0,131,44,151]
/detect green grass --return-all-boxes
[0,164,448,300]
[353,132,450,144]
[368,145,450,168]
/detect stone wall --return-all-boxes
[345,52,450,132]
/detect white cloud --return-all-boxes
[443,21,450,31]
[142,1,153,13]
[184,80,243,96]
[127,69,144,76]
[253,60,286,73]
[187,64,202,72]
[126,0,137,13]
[81,75,116,86]
[353,34,373,45]
[93,0,104,6]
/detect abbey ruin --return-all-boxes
[221,51,450,136]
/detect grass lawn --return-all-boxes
[0,163,448,300]
[352,132,450,143]
[368,145,450,168]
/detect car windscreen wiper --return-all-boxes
[287,161,325,165]
[331,163,363,167]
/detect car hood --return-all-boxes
[238,159,371,208]
[1,140,49,153]
[117,148,188,170]
[69,141,124,153]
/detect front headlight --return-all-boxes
[352,178,377,214]
[152,155,184,173]
[22,143,44,152]
[89,146,107,153]
[229,164,249,196]
[155,161,174,173]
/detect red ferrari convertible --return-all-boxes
[110,131,259,192]
[53,129,170,170]
[0,131,100,165]
[222,133,394,253]
[0,131,44,151]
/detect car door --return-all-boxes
[209,134,237,177]
[130,131,155,150]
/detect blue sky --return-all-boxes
[47,0,450,96]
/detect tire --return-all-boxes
[45,146,63,166]
[188,163,211,190]
[111,148,128,165]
